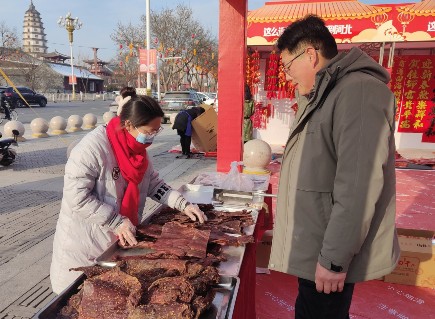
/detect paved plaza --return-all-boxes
[0,119,217,318]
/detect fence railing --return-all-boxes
[44,92,118,103]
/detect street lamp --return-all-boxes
[58,13,83,100]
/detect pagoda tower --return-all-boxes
[22,0,48,57]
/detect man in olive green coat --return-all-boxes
[269,15,400,319]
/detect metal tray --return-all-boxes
[179,184,215,205]
[33,274,240,319]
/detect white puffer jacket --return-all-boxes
[50,125,185,294]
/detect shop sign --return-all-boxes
[248,3,435,45]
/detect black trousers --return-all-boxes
[1,101,10,119]
[295,278,354,319]
[177,130,191,155]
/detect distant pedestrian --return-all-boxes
[0,89,11,120]
[172,106,205,158]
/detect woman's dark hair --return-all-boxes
[120,86,137,99]
[120,96,164,126]
[277,15,338,59]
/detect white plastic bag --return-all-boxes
[220,161,254,192]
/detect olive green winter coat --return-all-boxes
[269,47,400,283]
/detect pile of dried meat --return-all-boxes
[56,204,254,319]
[123,206,255,255]
[57,259,219,319]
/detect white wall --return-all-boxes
[395,132,435,151]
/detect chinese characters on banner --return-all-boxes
[393,56,435,139]
[139,49,157,73]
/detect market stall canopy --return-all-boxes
[248,0,435,45]
[397,0,435,16]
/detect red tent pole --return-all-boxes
[217,0,247,172]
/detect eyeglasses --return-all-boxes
[282,47,318,75]
[135,126,164,137]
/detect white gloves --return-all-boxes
[114,217,138,246]
[182,204,208,224]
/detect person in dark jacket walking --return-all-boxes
[172,106,205,158]
[0,89,11,120]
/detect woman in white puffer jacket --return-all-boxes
[50,95,206,294]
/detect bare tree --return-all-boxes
[110,4,218,92]
[0,21,21,60]
[148,5,218,92]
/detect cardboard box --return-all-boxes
[191,107,218,152]
[384,228,435,289]
[256,230,273,269]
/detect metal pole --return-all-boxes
[146,0,151,95]
[379,42,385,65]
[388,42,396,69]
[137,47,141,88]
[70,41,75,100]
[157,57,161,101]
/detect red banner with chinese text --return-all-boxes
[139,49,157,74]
[394,56,435,133]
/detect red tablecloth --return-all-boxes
[231,210,261,319]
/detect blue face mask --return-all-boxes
[134,126,162,145]
[135,130,154,145]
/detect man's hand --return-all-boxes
[183,204,208,224]
[315,262,347,294]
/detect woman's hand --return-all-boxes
[183,204,208,224]
[114,217,138,247]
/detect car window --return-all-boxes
[162,92,191,99]
[18,88,30,94]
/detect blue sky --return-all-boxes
[0,0,417,62]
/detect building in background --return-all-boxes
[22,0,48,57]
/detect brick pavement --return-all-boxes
[0,123,216,319]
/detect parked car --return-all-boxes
[196,92,215,105]
[2,86,47,108]
[159,91,201,123]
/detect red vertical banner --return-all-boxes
[396,56,435,133]
[390,56,407,122]
[396,57,413,132]
[139,49,157,73]
[68,75,77,85]
[419,58,435,133]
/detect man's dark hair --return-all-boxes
[277,15,338,59]
[120,96,164,126]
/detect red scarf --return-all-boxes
[106,117,148,225]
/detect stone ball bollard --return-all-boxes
[30,118,49,138]
[242,139,272,174]
[4,120,26,141]
[67,115,83,132]
[49,116,68,135]
[83,113,97,130]
[103,111,116,124]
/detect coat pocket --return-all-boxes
[320,192,334,225]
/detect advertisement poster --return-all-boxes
[139,49,157,73]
